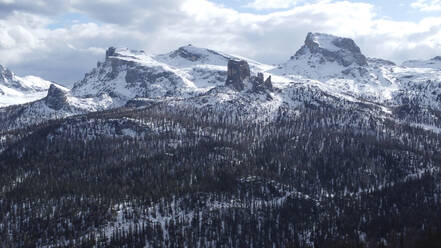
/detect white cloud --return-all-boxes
[244,0,301,10]
[1,0,441,85]
[411,0,441,12]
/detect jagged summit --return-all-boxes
[73,45,271,104]
[101,45,232,66]
[271,32,371,80]
[154,44,232,67]
[169,45,228,62]
[0,64,25,91]
[3,34,441,135]
[172,45,202,62]
[293,32,367,67]
[0,64,14,83]
[72,46,193,101]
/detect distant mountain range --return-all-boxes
[1,32,441,133]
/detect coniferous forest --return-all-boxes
[1,98,440,247]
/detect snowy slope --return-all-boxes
[72,45,275,105]
[158,46,274,90]
[0,65,55,107]
[402,56,441,70]
[0,84,115,131]
[72,47,198,102]
[267,33,441,113]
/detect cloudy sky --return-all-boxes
[1,0,441,85]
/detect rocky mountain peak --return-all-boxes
[0,64,14,82]
[106,47,117,59]
[0,65,31,92]
[166,45,229,64]
[294,32,368,67]
[45,84,68,110]
[432,56,441,61]
[171,45,204,62]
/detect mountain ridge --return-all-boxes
[1,32,441,132]
[0,64,59,107]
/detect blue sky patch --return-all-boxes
[47,12,99,30]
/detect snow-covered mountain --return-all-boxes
[269,33,441,112]
[290,32,368,67]
[402,56,441,69]
[0,65,55,107]
[0,83,115,131]
[1,32,441,132]
[71,45,272,103]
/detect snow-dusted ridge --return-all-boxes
[2,33,441,132]
[0,65,59,107]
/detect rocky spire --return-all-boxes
[226,59,251,91]
[264,75,272,90]
[251,73,272,92]
[225,59,273,93]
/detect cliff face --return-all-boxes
[225,60,272,93]
[294,32,368,67]
[45,84,68,110]
[225,59,251,91]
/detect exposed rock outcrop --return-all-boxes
[226,59,250,91]
[106,47,117,59]
[294,32,368,67]
[72,47,188,100]
[170,46,203,62]
[45,84,67,110]
[225,60,272,93]
[0,64,13,82]
[251,73,273,92]
[264,76,272,89]
[0,64,26,91]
